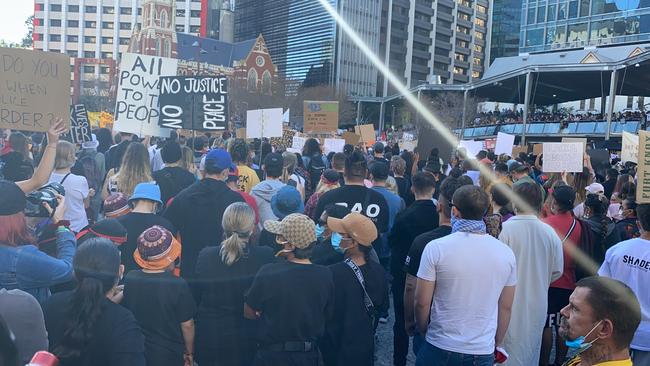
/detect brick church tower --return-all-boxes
[128,0,178,58]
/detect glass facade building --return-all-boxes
[520,0,650,52]
[490,0,522,63]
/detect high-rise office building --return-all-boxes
[489,0,521,63]
[203,0,234,42]
[379,0,491,96]
[519,0,650,53]
[235,0,381,97]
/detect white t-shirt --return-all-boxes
[598,238,650,351]
[49,172,89,232]
[417,232,517,355]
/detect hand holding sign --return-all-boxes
[47,117,68,144]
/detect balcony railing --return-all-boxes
[453,120,641,139]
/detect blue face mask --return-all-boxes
[315,224,326,240]
[330,232,344,254]
[564,320,602,352]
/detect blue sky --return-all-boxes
[0,1,33,44]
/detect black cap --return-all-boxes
[369,161,389,180]
[0,180,26,215]
[424,159,441,173]
[508,161,528,173]
[264,152,283,171]
[552,185,576,207]
[161,141,182,164]
[372,142,384,153]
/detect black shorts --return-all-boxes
[545,287,572,328]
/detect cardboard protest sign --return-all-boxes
[303,101,339,133]
[533,144,543,156]
[246,108,283,139]
[114,53,177,137]
[494,132,515,155]
[342,131,360,146]
[542,143,583,172]
[355,124,375,144]
[511,145,529,157]
[323,138,345,154]
[65,104,92,143]
[637,130,650,203]
[158,76,228,131]
[622,131,639,163]
[0,48,70,132]
[236,128,246,139]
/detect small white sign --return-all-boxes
[494,132,516,156]
[246,108,283,139]
[292,136,307,152]
[542,142,584,172]
[323,138,345,154]
[458,140,483,158]
[621,131,639,163]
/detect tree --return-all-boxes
[425,92,480,129]
[21,16,34,48]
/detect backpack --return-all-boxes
[574,219,596,281]
[295,166,312,201]
[307,154,326,193]
[73,152,102,191]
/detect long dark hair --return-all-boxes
[302,138,321,157]
[54,238,121,361]
[94,128,113,154]
[585,193,609,243]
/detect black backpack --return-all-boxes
[307,154,326,192]
[73,152,102,191]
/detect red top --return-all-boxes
[543,211,581,290]
[238,190,260,225]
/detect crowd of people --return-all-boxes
[0,120,648,366]
[468,109,647,127]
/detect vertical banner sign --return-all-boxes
[637,130,650,203]
[621,131,639,163]
[114,53,178,137]
[158,76,229,131]
[303,101,339,133]
[66,104,92,143]
[0,48,70,132]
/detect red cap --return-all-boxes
[29,351,59,366]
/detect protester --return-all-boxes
[117,182,177,274]
[152,141,197,206]
[105,132,134,172]
[302,138,329,192]
[559,277,640,366]
[282,151,306,199]
[180,145,199,178]
[331,152,346,186]
[304,169,340,219]
[0,288,48,364]
[603,168,618,199]
[598,203,650,364]
[103,192,132,219]
[103,142,152,199]
[43,238,145,366]
[583,193,621,264]
[94,128,113,155]
[311,204,352,265]
[194,203,274,366]
[75,134,105,223]
[498,182,563,366]
[386,172,438,364]
[372,142,390,165]
[615,198,640,240]
[244,214,334,366]
[293,152,314,198]
[75,218,128,246]
[391,156,413,206]
[414,185,516,366]
[229,139,260,194]
[225,167,260,224]
[123,226,196,366]
[573,174,599,218]
[322,212,389,366]
[0,131,34,182]
[164,149,244,278]
[250,152,286,228]
[0,181,75,303]
[484,184,515,238]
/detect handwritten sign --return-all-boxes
[246,108,283,139]
[494,132,515,156]
[542,142,583,172]
[342,131,360,146]
[236,127,246,139]
[292,135,307,152]
[113,53,177,137]
[533,144,543,156]
[637,130,650,203]
[562,137,587,152]
[355,124,375,144]
[65,104,91,143]
[323,138,345,154]
[303,101,339,133]
[158,76,228,131]
[622,131,639,163]
[0,48,70,132]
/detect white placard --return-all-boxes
[246,108,283,139]
[323,138,345,154]
[113,53,177,137]
[292,136,306,151]
[458,140,483,158]
[542,142,584,172]
[403,132,415,141]
[399,140,417,152]
[494,132,516,155]
[622,131,639,163]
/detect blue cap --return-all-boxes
[204,148,235,172]
[271,185,304,220]
[129,182,163,205]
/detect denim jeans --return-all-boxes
[413,333,425,356]
[416,341,494,366]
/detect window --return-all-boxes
[103,6,114,14]
[537,6,545,22]
[475,18,485,27]
[472,70,481,78]
[455,53,467,61]
[119,37,130,45]
[176,25,185,32]
[453,66,466,75]
[580,0,590,16]
[101,52,114,59]
[525,28,544,46]
[102,37,113,44]
[84,51,95,58]
[85,21,97,28]
[247,69,258,91]
[49,34,61,41]
[83,66,95,73]
[50,4,62,11]
[160,10,169,28]
[262,71,272,95]
[162,39,171,57]
[84,36,96,43]
[527,6,536,23]
[568,0,578,18]
[68,20,79,27]
[177,9,186,17]
[567,22,588,42]
[102,22,114,29]
[120,22,132,30]
[459,13,470,21]
[547,4,557,21]
[474,44,483,53]
[68,50,78,58]
[190,10,201,17]
[67,35,78,42]
[101,67,110,75]
[68,5,79,12]
[85,6,97,13]
[475,31,484,39]
[473,57,482,65]
[476,4,487,13]
[590,19,614,40]
[120,7,132,15]
[456,40,468,48]
[50,19,61,27]
[558,2,567,19]
[456,25,469,34]
[138,8,142,15]
[190,25,200,33]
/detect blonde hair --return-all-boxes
[54,140,77,169]
[180,146,196,174]
[391,156,406,176]
[385,176,399,195]
[220,202,255,266]
[315,178,340,195]
[116,142,152,196]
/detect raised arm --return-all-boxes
[16,119,67,193]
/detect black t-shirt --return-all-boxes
[311,239,344,266]
[404,225,452,276]
[117,213,177,274]
[122,271,196,365]
[394,176,414,207]
[322,260,389,366]
[388,200,439,276]
[43,291,145,366]
[313,185,389,234]
[245,261,335,345]
[152,166,196,206]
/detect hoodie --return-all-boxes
[585,215,621,264]
[251,179,285,229]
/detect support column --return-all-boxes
[416,89,422,127]
[606,69,618,141]
[460,89,469,139]
[356,101,362,126]
[522,71,533,146]
[379,101,385,133]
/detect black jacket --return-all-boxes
[105,140,132,172]
[585,215,621,265]
[164,178,244,278]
